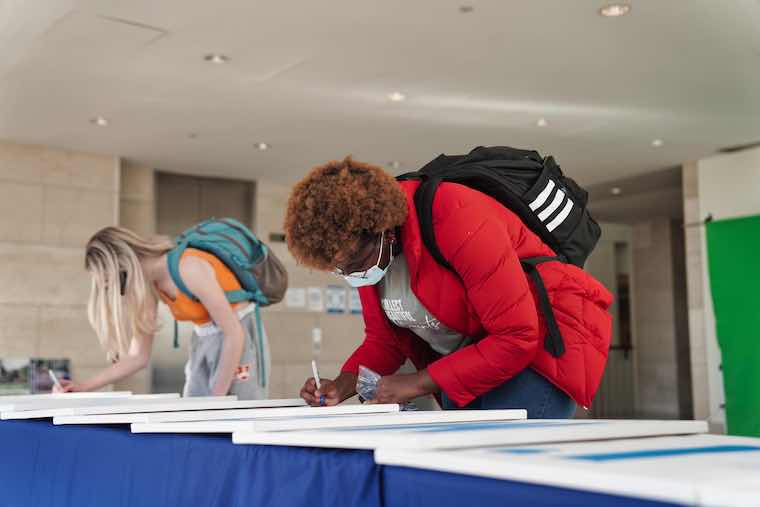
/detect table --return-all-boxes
[376,434,760,506]
[0,420,681,507]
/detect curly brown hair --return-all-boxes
[284,157,408,270]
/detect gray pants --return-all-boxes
[183,306,270,400]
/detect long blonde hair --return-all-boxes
[85,227,174,361]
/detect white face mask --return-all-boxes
[341,231,394,288]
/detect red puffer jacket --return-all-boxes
[341,180,613,408]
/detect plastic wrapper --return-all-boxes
[357,365,381,402]
[356,365,417,410]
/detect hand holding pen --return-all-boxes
[311,360,326,407]
[49,369,76,393]
[300,361,342,407]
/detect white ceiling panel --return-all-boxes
[0,0,758,185]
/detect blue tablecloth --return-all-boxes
[381,465,680,507]
[0,420,380,507]
[0,420,678,507]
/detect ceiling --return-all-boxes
[588,166,683,223]
[1,0,759,185]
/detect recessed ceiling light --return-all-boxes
[255,142,270,151]
[388,92,406,102]
[459,5,474,13]
[610,187,622,196]
[537,117,548,127]
[387,161,401,170]
[599,3,631,17]
[652,139,664,147]
[90,116,108,127]
[204,53,230,64]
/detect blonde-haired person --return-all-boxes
[57,225,278,398]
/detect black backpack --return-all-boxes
[397,146,601,358]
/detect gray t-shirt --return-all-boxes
[379,253,470,355]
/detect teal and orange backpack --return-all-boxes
[166,218,288,379]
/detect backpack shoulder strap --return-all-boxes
[166,244,191,350]
[166,243,197,301]
[412,176,452,271]
[521,256,566,358]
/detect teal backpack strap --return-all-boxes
[254,304,267,388]
[167,245,190,349]
[167,244,197,301]
[226,290,266,386]
[225,289,255,304]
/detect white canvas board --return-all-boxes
[132,420,259,433]
[252,409,527,431]
[2,395,237,420]
[232,419,708,451]
[55,412,160,424]
[375,434,760,507]
[131,403,401,426]
[46,397,301,423]
[117,393,180,400]
[130,406,495,433]
[0,392,180,412]
[698,478,760,507]
[0,391,133,402]
[1,398,129,413]
[53,398,314,425]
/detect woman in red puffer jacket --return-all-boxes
[285,156,612,418]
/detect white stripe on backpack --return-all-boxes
[529,179,556,211]
[528,179,576,232]
[547,199,574,232]
[538,189,566,221]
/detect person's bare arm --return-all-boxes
[180,256,245,396]
[55,300,156,392]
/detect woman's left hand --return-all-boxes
[369,370,437,404]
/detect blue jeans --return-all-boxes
[441,367,576,419]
